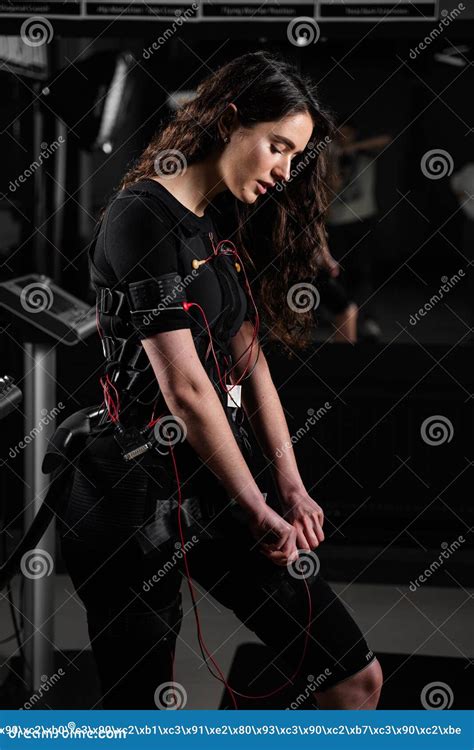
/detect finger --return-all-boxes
[260,537,292,553]
[279,532,298,560]
[311,516,325,543]
[260,547,286,559]
[275,526,296,553]
[264,538,298,561]
[278,540,294,562]
[260,548,296,566]
[302,516,320,548]
[295,527,311,551]
[306,513,325,543]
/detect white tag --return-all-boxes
[226,383,241,408]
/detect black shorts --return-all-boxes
[61,497,377,708]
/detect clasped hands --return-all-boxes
[248,490,325,567]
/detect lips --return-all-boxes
[256,180,273,195]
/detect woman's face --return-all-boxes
[219,110,314,204]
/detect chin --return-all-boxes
[242,187,259,204]
[228,184,259,204]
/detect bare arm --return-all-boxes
[229,322,305,498]
[230,322,325,551]
[142,328,299,564]
[143,330,264,514]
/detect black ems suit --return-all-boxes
[60,179,377,709]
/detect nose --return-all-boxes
[272,156,292,184]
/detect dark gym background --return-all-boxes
[0,0,472,710]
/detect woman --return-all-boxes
[60,51,382,710]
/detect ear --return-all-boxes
[218,102,239,140]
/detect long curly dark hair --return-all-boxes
[120,50,335,356]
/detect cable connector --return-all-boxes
[114,426,153,462]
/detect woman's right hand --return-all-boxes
[246,503,299,567]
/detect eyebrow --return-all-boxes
[273,134,304,155]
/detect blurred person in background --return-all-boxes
[315,245,359,343]
[450,161,474,332]
[327,118,392,342]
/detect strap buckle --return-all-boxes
[98,287,125,315]
[98,287,114,314]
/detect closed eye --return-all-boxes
[271,144,300,161]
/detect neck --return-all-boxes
[151,156,227,217]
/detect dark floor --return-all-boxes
[1,648,472,711]
[1,572,472,710]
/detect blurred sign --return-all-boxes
[202,2,315,18]
[0,0,197,18]
[0,1,81,14]
[319,0,438,20]
[85,2,198,17]
[0,34,47,76]
[1,0,465,21]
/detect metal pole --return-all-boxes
[23,342,57,692]
[52,120,67,285]
[32,82,48,276]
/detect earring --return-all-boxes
[223,135,229,143]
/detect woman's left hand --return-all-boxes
[275,491,325,552]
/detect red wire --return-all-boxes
[95,303,105,339]
[162,426,313,708]
[183,300,235,399]
[183,250,260,407]
[166,433,239,710]
[211,237,262,387]
[148,399,166,429]
[99,375,120,423]
[157,244,312,706]
[94,241,313,705]
[96,304,122,424]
